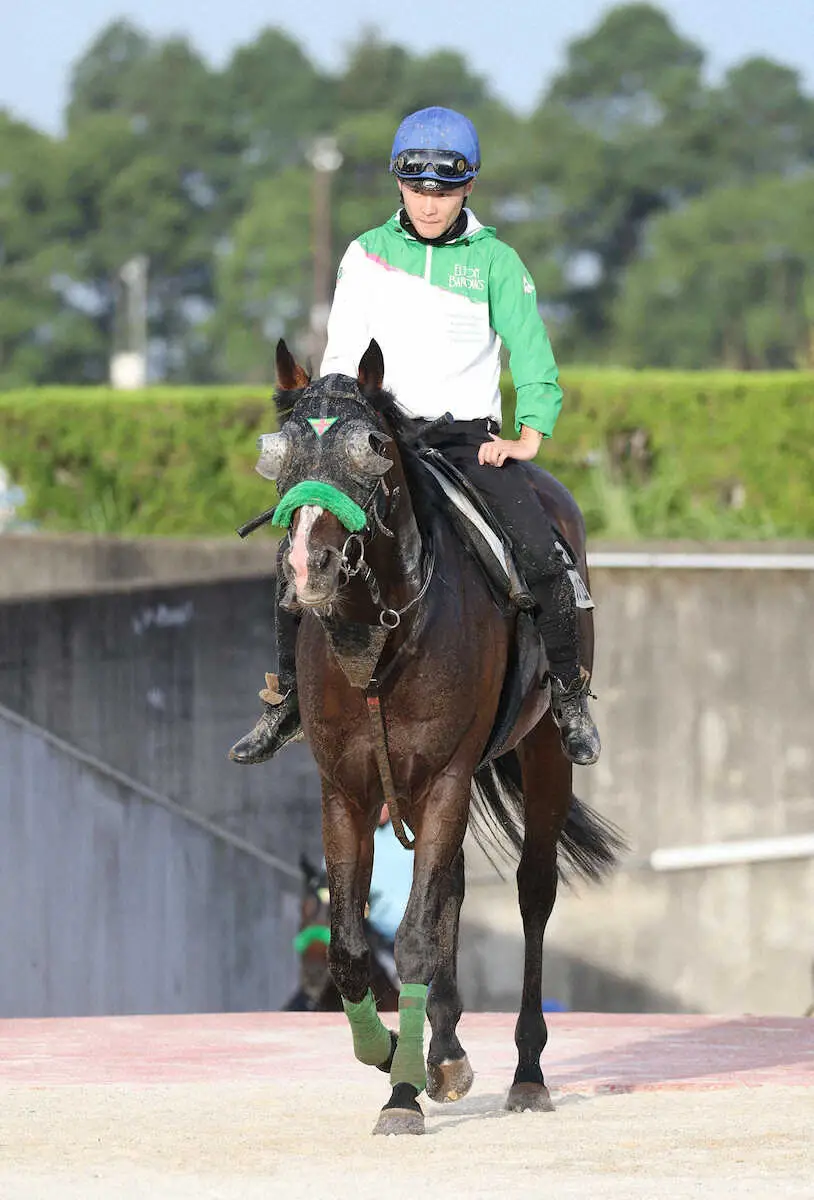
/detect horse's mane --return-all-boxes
[274,386,303,425]
[369,387,448,541]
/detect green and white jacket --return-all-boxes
[320,210,563,438]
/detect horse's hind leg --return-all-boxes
[507,714,572,1112]
[426,847,474,1103]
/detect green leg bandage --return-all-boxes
[390,983,429,1093]
[343,989,392,1067]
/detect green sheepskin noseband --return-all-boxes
[272,480,367,532]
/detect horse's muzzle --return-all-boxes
[283,544,344,610]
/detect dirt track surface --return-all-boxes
[1,1013,812,1198]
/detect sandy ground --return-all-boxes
[2,1075,813,1199]
[2,1012,812,1198]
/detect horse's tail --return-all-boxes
[469,752,626,882]
[558,795,627,883]
[469,754,526,869]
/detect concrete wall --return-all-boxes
[1,534,812,1016]
[0,574,323,867]
[0,531,272,600]
[459,846,814,1018]
[583,564,814,849]
[0,703,301,1019]
[459,561,814,1017]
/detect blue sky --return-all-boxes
[4,0,813,134]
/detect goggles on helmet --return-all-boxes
[391,148,477,181]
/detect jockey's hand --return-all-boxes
[478,426,543,467]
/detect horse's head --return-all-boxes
[257,339,396,609]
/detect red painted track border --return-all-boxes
[1,1013,812,1091]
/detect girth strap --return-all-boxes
[365,679,416,851]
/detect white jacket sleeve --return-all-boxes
[319,241,371,378]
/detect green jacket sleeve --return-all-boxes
[488,243,563,438]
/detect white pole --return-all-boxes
[649,832,814,872]
[587,551,814,571]
[306,137,343,370]
[110,255,149,390]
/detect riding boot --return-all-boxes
[229,568,304,765]
[530,569,601,767]
[549,669,601,767]
[228,672,303,764]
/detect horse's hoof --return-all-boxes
[372,1107,425,1136]
[426,1054,474,1103]
[373,1082,424,1135]
[506,1082,554,1112]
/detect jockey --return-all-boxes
[230,106,601,768]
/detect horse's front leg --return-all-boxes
[374,785,470,1136]
[323,786,396,1073]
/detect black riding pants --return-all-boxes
[421,420,579,681]
[275,538,299,692]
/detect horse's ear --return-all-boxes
[276,339,310,391]
[357,339,385,396]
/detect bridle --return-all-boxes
[338,527,436,631]
[302,428,436,632]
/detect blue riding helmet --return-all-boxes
[390,107,480,188]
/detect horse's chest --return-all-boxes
[298,638,482,790]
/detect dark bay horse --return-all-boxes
[259,338,621,1135]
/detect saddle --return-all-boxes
[417,448,593,766]
[418,448,593,615]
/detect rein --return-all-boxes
[330,482,434,852]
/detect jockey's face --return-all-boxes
[400,180,474,240]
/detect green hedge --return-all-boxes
[508,370,814,539]
[0,386,276,536]
[1,373,813,538]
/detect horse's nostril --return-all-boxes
[316,548,331,572]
